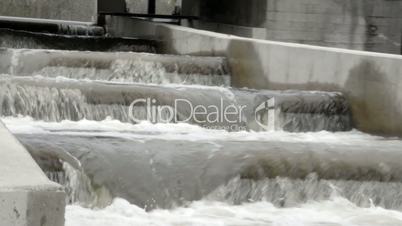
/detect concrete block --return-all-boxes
[0,121,65,226]
[0,0,97,22]
[0,190,65,226]
[0,48,12,74]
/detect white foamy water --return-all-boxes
[2,116,400,147]
[66,198,402,226]
[5,116,402,225]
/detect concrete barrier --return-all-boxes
[0,121,65,226]
[0,0,97,22]
[106,16,402,137]
[182,0,402,54]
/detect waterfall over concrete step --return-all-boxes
[16,132,402,210]
[0,48,230,86]
[28,144,112,208]
[0,76,351,132]
[0,29,157,52]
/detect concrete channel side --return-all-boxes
[0,121,65,226]
[106,16,402,137]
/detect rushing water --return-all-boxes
[4,117,402,226]
[0,29,157,52]
[65,198,402,226]
[0,76,351,132]
[1,44,401,226]
[0,48,230,85]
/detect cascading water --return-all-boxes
[11,130,402,210]
[1,48,230,85]
[0,75,350,131]
[1,43,402,226]
[0,28,157,52]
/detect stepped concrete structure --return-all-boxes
[106,16,402,137]
[0,0,402,225]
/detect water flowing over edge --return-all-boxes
[5,117,402,226]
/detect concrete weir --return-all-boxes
[0,121,65,226]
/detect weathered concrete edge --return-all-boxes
[106,16,402,137]
[0,120,65,226]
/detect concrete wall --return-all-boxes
[196,0,267,27]
[99,0,127,13]
[183,0,402,54]
[126,0,148,14]
[0,0,97,22]
[107,16,402,137]
[0,121,65,225]
[126,0,178,14]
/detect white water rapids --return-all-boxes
[66,198,402,226]
[4,117,402,226]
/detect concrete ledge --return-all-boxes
[0,121,65,226]
[106,16,402,137]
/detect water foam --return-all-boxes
[66,197,402,226]
[2,116,394,146]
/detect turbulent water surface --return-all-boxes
[66,198,402,226]
[4,117,402,226]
